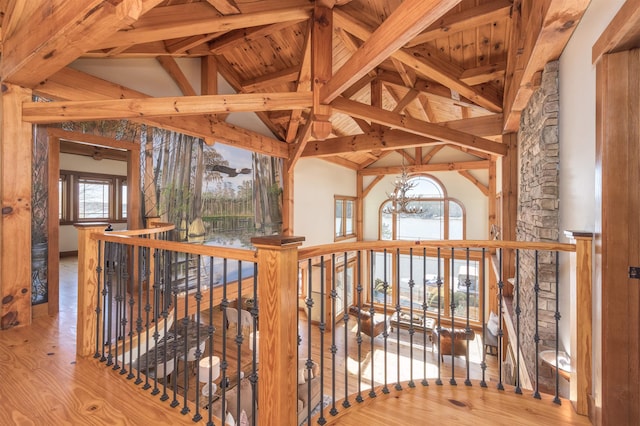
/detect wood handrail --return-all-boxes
[109,222,175,236]
[299,239,576,260]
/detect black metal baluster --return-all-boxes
[319,255,327,425]
[435,247,443,386]
[497,248,504,391]
[464,247,471,387]
[169,251,180,407]
[449,247,456,386]
[395,248,402,391]
[533,250,541,399]
[554,251,561,405]
[102,242,112,364]
[368,251,376,399]
[355,250,364,403]
[220,259,229,422]
[180,253,191,414]
[382,249,390,395]
[342,251,351,410]
[480,248,487,388]
[95,241,103,359]
[128,246,142,380]
[515,249,522,394]
[206,256,216,426]
[250,262,258,426]
[408,247,415,388]
[304,258,313,426]
[119,245,130,375]
[192,255,203,422]
[421,247,429,387]
[329,254,338,415]
[113,244,123,371]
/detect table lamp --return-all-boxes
[198,355,220,397]
[249,331,259,362]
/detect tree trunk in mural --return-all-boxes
[189,140,205,243]
[253,153,283,235]
[143,127,158,219]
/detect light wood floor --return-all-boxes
[0,257,590,425]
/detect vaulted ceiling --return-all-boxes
[1,0,589,172]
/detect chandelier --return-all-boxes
[383,165,423,215]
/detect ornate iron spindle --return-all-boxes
[118,245,130,374]
[205,256,216,426]
[421,247,429,387]
[553,251,561,405]
[464,247,472,387]
[480,248,487,388]
[94,241,103,359]
[435,247,443,386]
[169,251,180,407]
[342,251,351,409]
[515,249,522,394]
[233,260,243,423]
[220,259,229,421]
[329,254,338,415]
[113,244,124,371]
[449,247,456,386]
[408,247,415,388]
[497,248,504,391]
[533,250,541,399]
[382,249,390,394]
[250,262,258,426]
[368,251,376,399]
[395,248,402,391]
[180,253,191,414]
[355,250,364,403]
[192,255,203,422]
[318,255,327,425]
[304,258,313,426]
[127,246,142,380]
[101,242,112,364]
[105,242,116,367]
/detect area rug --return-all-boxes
[299,394,332,426]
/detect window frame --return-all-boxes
[59,170,127,225]
[334,195,357,241]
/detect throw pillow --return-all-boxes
[239,410,249,426]
[487,311,499,336]
[226,412,236,426]
[298,369,306,385]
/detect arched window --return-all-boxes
[379,174,465,240]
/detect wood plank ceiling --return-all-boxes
[1,0,589,171]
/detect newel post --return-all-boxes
[251,235,305,426]
[565,230,593,416]
[75,223,108,358]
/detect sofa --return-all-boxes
[209,361,321,426]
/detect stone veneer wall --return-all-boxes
[516,61,560,392]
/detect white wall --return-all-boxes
[557,0,626,402]
[59,153,128,252]
[293,158,356,247]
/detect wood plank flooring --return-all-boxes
[0,257,590,425]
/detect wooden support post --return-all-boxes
[1,83,33,329]
[501,133,517,296]
[75,223,108,357]
[251,235,305,426]
[565,231,593,417]
[311,5,333,140]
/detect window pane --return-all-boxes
[397,254,444,314]
[121,183,128,219]
[335,199,343,237]
[406,176,442,197]
[345,200,354,235]
[58,178,64,220]
[451,258,479,321]
[371,251,393,304]
[397,201,444,240]
[79,179,110,219]
[449,201,463,240]
[381,207,393,240]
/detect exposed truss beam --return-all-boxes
[156,56,197,96]
[406,0,512,46]
[301,130,439,157]
[332,97,507,155]
[334,9,501,112]
[34,67,289,157]
[208,19,306,54]
[241,66,300,92]
[93,3,312,50]
[1,0,163,87]
[360,160,490,176]
[321,0,461,103]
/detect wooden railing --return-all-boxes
[76,226,592,425]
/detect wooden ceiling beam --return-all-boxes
[33,67,289,158]
[332,97,507,156]
[1,0,163,87]
[23,92,313,123]
[360,160,490,176]
[156,56,197,96]
[205,0,241,15]
[335,9,502,112]
[301,130,440,157]
[311,5,334,139]
[321,0,461,103]
[440,114,503,137]
[286,20,313,142]
[241,66,300,92]
[458,170,489,195]
[93,3,312,50]
[407,0,513,47]
[165,33,223,55]
[208,19,306,54]
[593,0,640,64]
[503,0,589,132]
[460,61,507,86]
